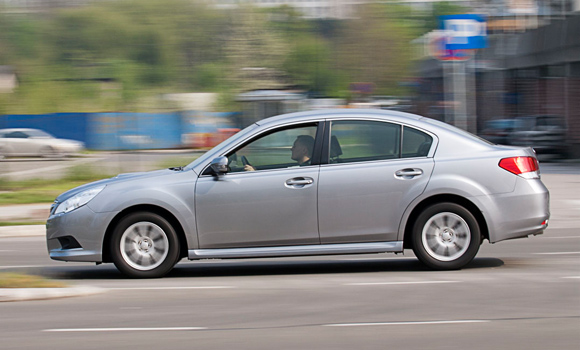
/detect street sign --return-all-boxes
[427,30,474,61]
[439,14,487,50]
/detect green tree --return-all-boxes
[423,2,468,33]
[223,6,290,91]
[335,3,419,96]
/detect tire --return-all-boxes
[412,202,481,270]
[110,212,181,278]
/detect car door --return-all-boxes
[195,122,322,249]
[318,119,435,244]
[4,131,32,156]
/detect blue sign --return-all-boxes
[439,14,487,50]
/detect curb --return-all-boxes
[0,285,105,302]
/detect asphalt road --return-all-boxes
[0,160,579,349]
[0,227,579,349]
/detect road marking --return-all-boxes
[0,265,46,269]
[108,286,235,290]
[323,320,489,327]
[43,327,206,332]
[345,281,460,286]
[533,252,580,255]
[562,276,580,279]
[339,258,392,261]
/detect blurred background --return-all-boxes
[0,0,579,185]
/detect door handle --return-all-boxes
[395,168,423,178]
[285,177,314,187]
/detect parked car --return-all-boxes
[509,115,567,156]
[480,118,517,145]
[46,109,550,278]
[0,128,84,159]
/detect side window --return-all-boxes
[330,120,400,164]
[226,123,318,173]
[402,127,433,158]
[5,132,28,139]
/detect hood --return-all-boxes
[55,168,176,202]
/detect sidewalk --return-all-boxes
[0,225,45,238]
[0,203,49,238]
[0,203,50,221]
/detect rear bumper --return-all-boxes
[478,177,550,243]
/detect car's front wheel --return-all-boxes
[412,202,481,270]
[111,212,180,278]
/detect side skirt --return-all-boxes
[188,241,403,260]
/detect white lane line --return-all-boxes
[323,320,489,327]
[339,258,392,261]
[562,276,580,279]
[533,252,580,255]
[0,265,46,269]
[108,286,235,290]
[345,281,460,286]
[43,327,206,332]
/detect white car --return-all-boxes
[0,128,84,158]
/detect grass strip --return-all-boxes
[0,221,46,226]
[0,273,67,288]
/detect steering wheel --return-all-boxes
[241,155,252,167]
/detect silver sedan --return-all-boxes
[46,109,550,278]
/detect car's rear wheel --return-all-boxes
[412,202,480,270]
[111,212,180,278]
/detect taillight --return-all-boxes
[499,156,540,178]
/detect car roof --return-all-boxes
[255,108,479,139]
[0,128,40,133]
[256,108,425,128]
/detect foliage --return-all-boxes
[0,0,429,113]
[422,2,469,33]
[335,3,419,96]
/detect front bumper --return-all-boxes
[46,204,118,262]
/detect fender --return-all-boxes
[88,172,199,249]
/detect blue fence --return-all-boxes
[0,113,89,143]
[0,111,240,150]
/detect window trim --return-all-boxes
[200,121,324,177]
[321,118,436,166]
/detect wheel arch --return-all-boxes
[102,204,189,263]
[402,194,489,250]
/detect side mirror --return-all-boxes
[210,156,229,175]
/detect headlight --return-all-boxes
[55,186,105,214]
